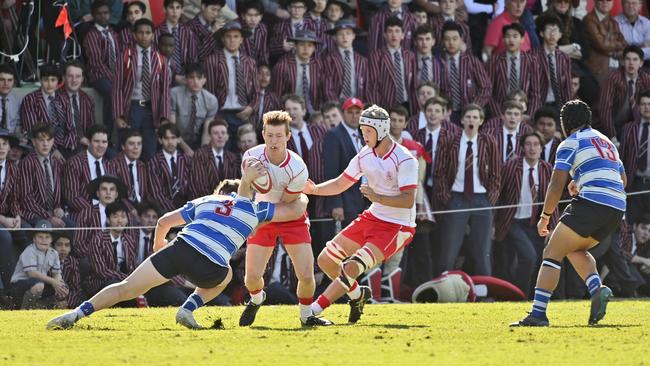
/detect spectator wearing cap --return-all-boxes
[112,18,172,161]
[147,123,192,213]
[583,0,627,79]
[598,46,650,138]
[306,0,329,56]
[74,175,128,257]
[615,0,650,62]
[106,130,150,210]
[205,21,259,147]
[368,0,419,52]
[52,231,84,308]
[429,0,472,50]
[532,107,560,164]
[270,0,317,62]
[322,0,352,53]
[58,61,95,157]
[253,64,281,129]
[84,201,137,297]
[186,0,227,62]
[239,0,270,65]
[272,29,323,114]
[63,124,113,220]
[83,0,120,132]
[0,130,23,297]
[9,220,66,309]
[483,0,533,58]
[155,0,199,80]
[18,124,74,230]
[322,19,369,103]
[369,17,416,113]
[530,15,572,115]
[486,23,538,118]
[323,97,366,229]
[439,21,491,124]
[0,65,23,138]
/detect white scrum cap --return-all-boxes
[359,105,390,142]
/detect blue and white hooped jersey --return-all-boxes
[554,128,626,212]
[178,193,275,267]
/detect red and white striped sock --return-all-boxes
[310,295,331,316]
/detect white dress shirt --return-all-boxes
[514,159,539,219]
[452,133,487,193]
[290,123,314,157]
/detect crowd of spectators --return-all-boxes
[2,0,650,309]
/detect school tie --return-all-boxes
[425,132,433,185]
[464,141,474,200]
[342,50,353,98]
[421,56,430,82]
[43,157,54,211]
[47,95,56,121]
[170,156,177,181]
[541,146,546,162]
[394,50,405,103]
[216,155,224,176]
[547,53,561,102]
[234,55,247,105]
[0,164,3,190]
[293,22,302,36]
[301,63,311,110]
[529,167,538,226]
[71,93,81,135]
[449,57,462,111]
[189,94,198,133]
[392,10,402,19]
[506,133,514,161]
[129,162,138,202]
[1,97,7,129]
[95,160,102,179]
[629,79,636,108]
[298,131,309,168]
[638,122,650,172]
[103,29,116,68]
[257,90,266,124]
[141,48,151,100]
[509,56,518,93]
[171,26,183,73]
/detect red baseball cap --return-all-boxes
[342,97,364,110]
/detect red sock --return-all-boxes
[298,297,312,305]
[349,281,358,292]
[316,295,331,310]
[250,289,262,295]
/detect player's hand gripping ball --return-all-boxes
[242,157,272,194]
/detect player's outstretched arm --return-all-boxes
[303,174,356,196]
[272,193,309,222]
[153,210,187,252]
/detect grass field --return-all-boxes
[1,301,649,366]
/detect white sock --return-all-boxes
[299,304,312,319]
[348,284,361,300]
[310,302,323,316]
[250,290,265,305]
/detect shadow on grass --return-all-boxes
[249,326,312,332]
[548,324,641,329]
[351,323,429,329]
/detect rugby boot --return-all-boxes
[589,286,613,326]
[348,285,372,323]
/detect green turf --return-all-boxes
[1,301,649,366]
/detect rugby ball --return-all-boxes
[241,157,272,194]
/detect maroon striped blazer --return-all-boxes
[189,146,242,199]
[321,27,336,55]
[63,151,111,217]
[155,22,199,75]
[287,123,328,217]
[72,205,102,257]
[253,89,281,129]
[118,27,136,52]
[368,7,418,52]
[434,132,502,206]
[57,89,95,150]
[112,46,172,128]
[429,15,471,50]
[186,16,220,62]
[0,161,20,218]
[597,69,650,138]
[530,48,572,116]
[620,120,644,188]
[484,121,534,164]
[368,47,417,110]
[61,255,84,307]
[540,136,560,165]
[271,56,323,110]
[239,22,270,66]
[17,152,64,222]
[269,18,316,60]
[204,49,259,109]
[493,156,557,242]
[617,219,635,261]
[147,150,192,212]
[321,49,369,102]
[83,26,120,83]
[439,52,492,109]
[486,51,539,117]
[106,152,150,204]
[414,125,461,211]
[19,89,57,137]
[85,230,138,295]
[407,114,461,138]
[305,13,328,57]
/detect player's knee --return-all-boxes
[244,273,263,289]
[30,282,45,295]
[541,258,563,271]
[344,246,378,278]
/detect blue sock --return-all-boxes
[531,287,552,319]
[75,301,95,318]
[182,293,204,312]
[585,273,602,297]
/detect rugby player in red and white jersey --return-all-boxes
[239,110,332,327]
[303,105,419,324]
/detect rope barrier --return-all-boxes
[3,189,649,232]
